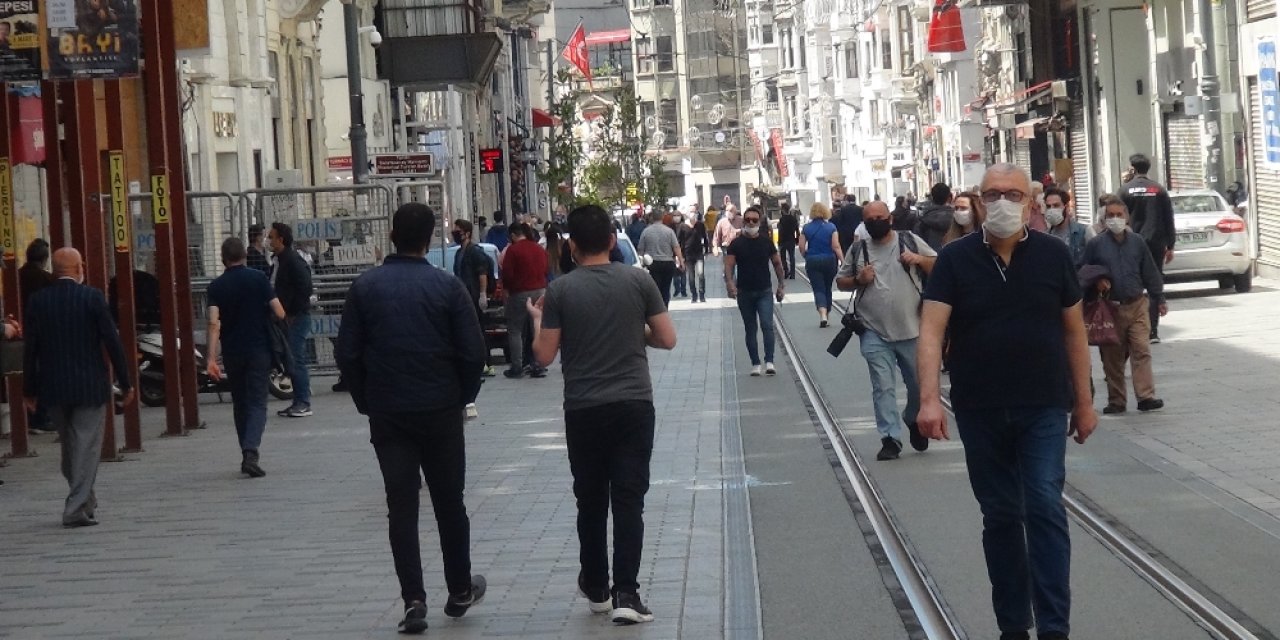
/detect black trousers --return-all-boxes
[1147,242,1166,336]
[370,408,472,605]
[648,261,677,307]
[565,400,655,595]
[779,243,797,278]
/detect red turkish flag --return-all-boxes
[927,0,966,54]
[561,22,593,89]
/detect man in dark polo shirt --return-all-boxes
[206,238,287,478]
[916,163,1097,640]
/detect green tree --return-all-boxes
[579,90,669,212]
[537,68,585,210]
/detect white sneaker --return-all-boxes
[750,365,762,377]
[465,403,479,419]
[765,362,776,376]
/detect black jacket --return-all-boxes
[776,212,800,247]
[833,204,863,257]
[1119,175,1177,251]
[678,223,709,260]
[272,247,313,317]
[24,279,131,407]
[336,255,486,415]
[915,201,954,251]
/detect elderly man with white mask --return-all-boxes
[916,163,1096,640]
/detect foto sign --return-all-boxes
[109,151,130,252]
[151,173,171,224]
[372,153,434,176]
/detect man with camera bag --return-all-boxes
[835,201,936,461]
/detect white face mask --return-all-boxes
[1106,217,1127,234]
[953,209,973,226]
[1044,207,1065,227]
[742,225,760,238]
[982,199,1025,238]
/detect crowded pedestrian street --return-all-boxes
[3,256,1280,639]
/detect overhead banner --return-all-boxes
[0,0,41,81]
[46,0,141,79]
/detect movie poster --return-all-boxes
[47,0,140,79]
[0,1,42,81]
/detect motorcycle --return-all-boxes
[134,328,294,408]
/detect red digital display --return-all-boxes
[479,148,504,174]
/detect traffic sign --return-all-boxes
[479,148,504,174]
[371,153,434,176]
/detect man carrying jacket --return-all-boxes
[1119,153,1176,343]
[269,222,315,417]
[336,203,488,634]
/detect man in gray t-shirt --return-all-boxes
[528,204,676,625]
[636,214,683,307]
[835,201,937,461]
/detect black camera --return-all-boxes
[826,312,867,357]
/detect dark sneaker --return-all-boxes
[1038,632,1069,640]
[28,425,55,435]
[443,575,486,618]
[1137,398,1164,412]
[278,405,313,418]
[1102,404,1127,415]
[398,600,427,634]
[528,367,547,379]
[611,591,654,625]
[577,572,611,614]
[240,450,266,478]
[503,369,524,379]
[906,422,929,452]
[331,379,349,392]
[998,632,1030,640]
[876,437,903,461]
[1149,333,1161,344]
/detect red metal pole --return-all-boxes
[104,79,142,453]
[58,89,88,252]
[0,87,31,460]
[155,0,201,430]
[137,0,188,436]
[40,81,65,249]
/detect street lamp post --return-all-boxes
[341,0,369,184]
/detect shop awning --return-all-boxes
[992,81,1054,115]
[586,29,632,46]
[531,108,561,128]
[1014,116,1050,139]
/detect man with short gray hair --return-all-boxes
[917,163,1096,640]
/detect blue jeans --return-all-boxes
[805,255,837,311]
[224,351,271,452]
[858,331,919,439]
[287,314,312,407]
[673,269,687,296]
[779,243,796,278]
[736,289,775,365]
[954,407,1071,636]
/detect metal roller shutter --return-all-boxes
[1070,104,1094,223]
[1247,0,1276,22]
[1250,79,1280,268]
[1014,138,1031,173]
[1164,113,1204,190]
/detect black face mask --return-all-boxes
[865,218,892,240]
[451,231,465,244]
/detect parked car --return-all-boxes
[1164,190,1253,293]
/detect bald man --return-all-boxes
[916,164,1095,640]
[24,248,134,528]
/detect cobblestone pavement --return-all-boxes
[0,292,741,640]
[1091,278,1280,522]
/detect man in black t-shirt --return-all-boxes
[916,164,1096,640]
[451,219,490,319]
[206,238,286,478]
[723,205,785,377]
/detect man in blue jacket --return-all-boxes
[24,248,134,527]
[336,203,488,635]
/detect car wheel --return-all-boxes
[1234,270,1254,293]
[1218,276,1234,289]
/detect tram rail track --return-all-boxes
[777,267,1262,639]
